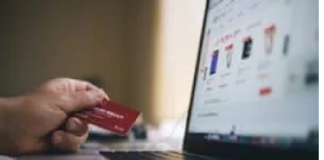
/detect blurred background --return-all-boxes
[0,0,206,147]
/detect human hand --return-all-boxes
[0,78,108,156]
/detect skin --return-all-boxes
[0,78,109,156]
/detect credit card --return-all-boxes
[74,99,141,136]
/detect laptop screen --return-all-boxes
[187,0,318,151]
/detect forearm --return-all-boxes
[0,97,13,135]
[0,97,20,156]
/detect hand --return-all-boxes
[0,78,108,156]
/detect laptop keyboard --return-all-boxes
[100,151,213,160]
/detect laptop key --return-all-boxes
[100,151,214,160]
[153,151,211,160]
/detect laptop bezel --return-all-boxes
[182,0,318,160]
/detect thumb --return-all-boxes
[60,90,105,113]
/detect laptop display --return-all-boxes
[184,0,318,159]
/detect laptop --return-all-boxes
[16,0,318,159]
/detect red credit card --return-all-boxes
[74,99,141,136]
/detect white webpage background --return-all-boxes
[189,0,318,138]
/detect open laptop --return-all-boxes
[16,0,318,159]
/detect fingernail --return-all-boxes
[69,121,76,131]
[53,132,62,144]
[69,118,82,131]
[100,88,109,100]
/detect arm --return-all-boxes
[0,97,22,155]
